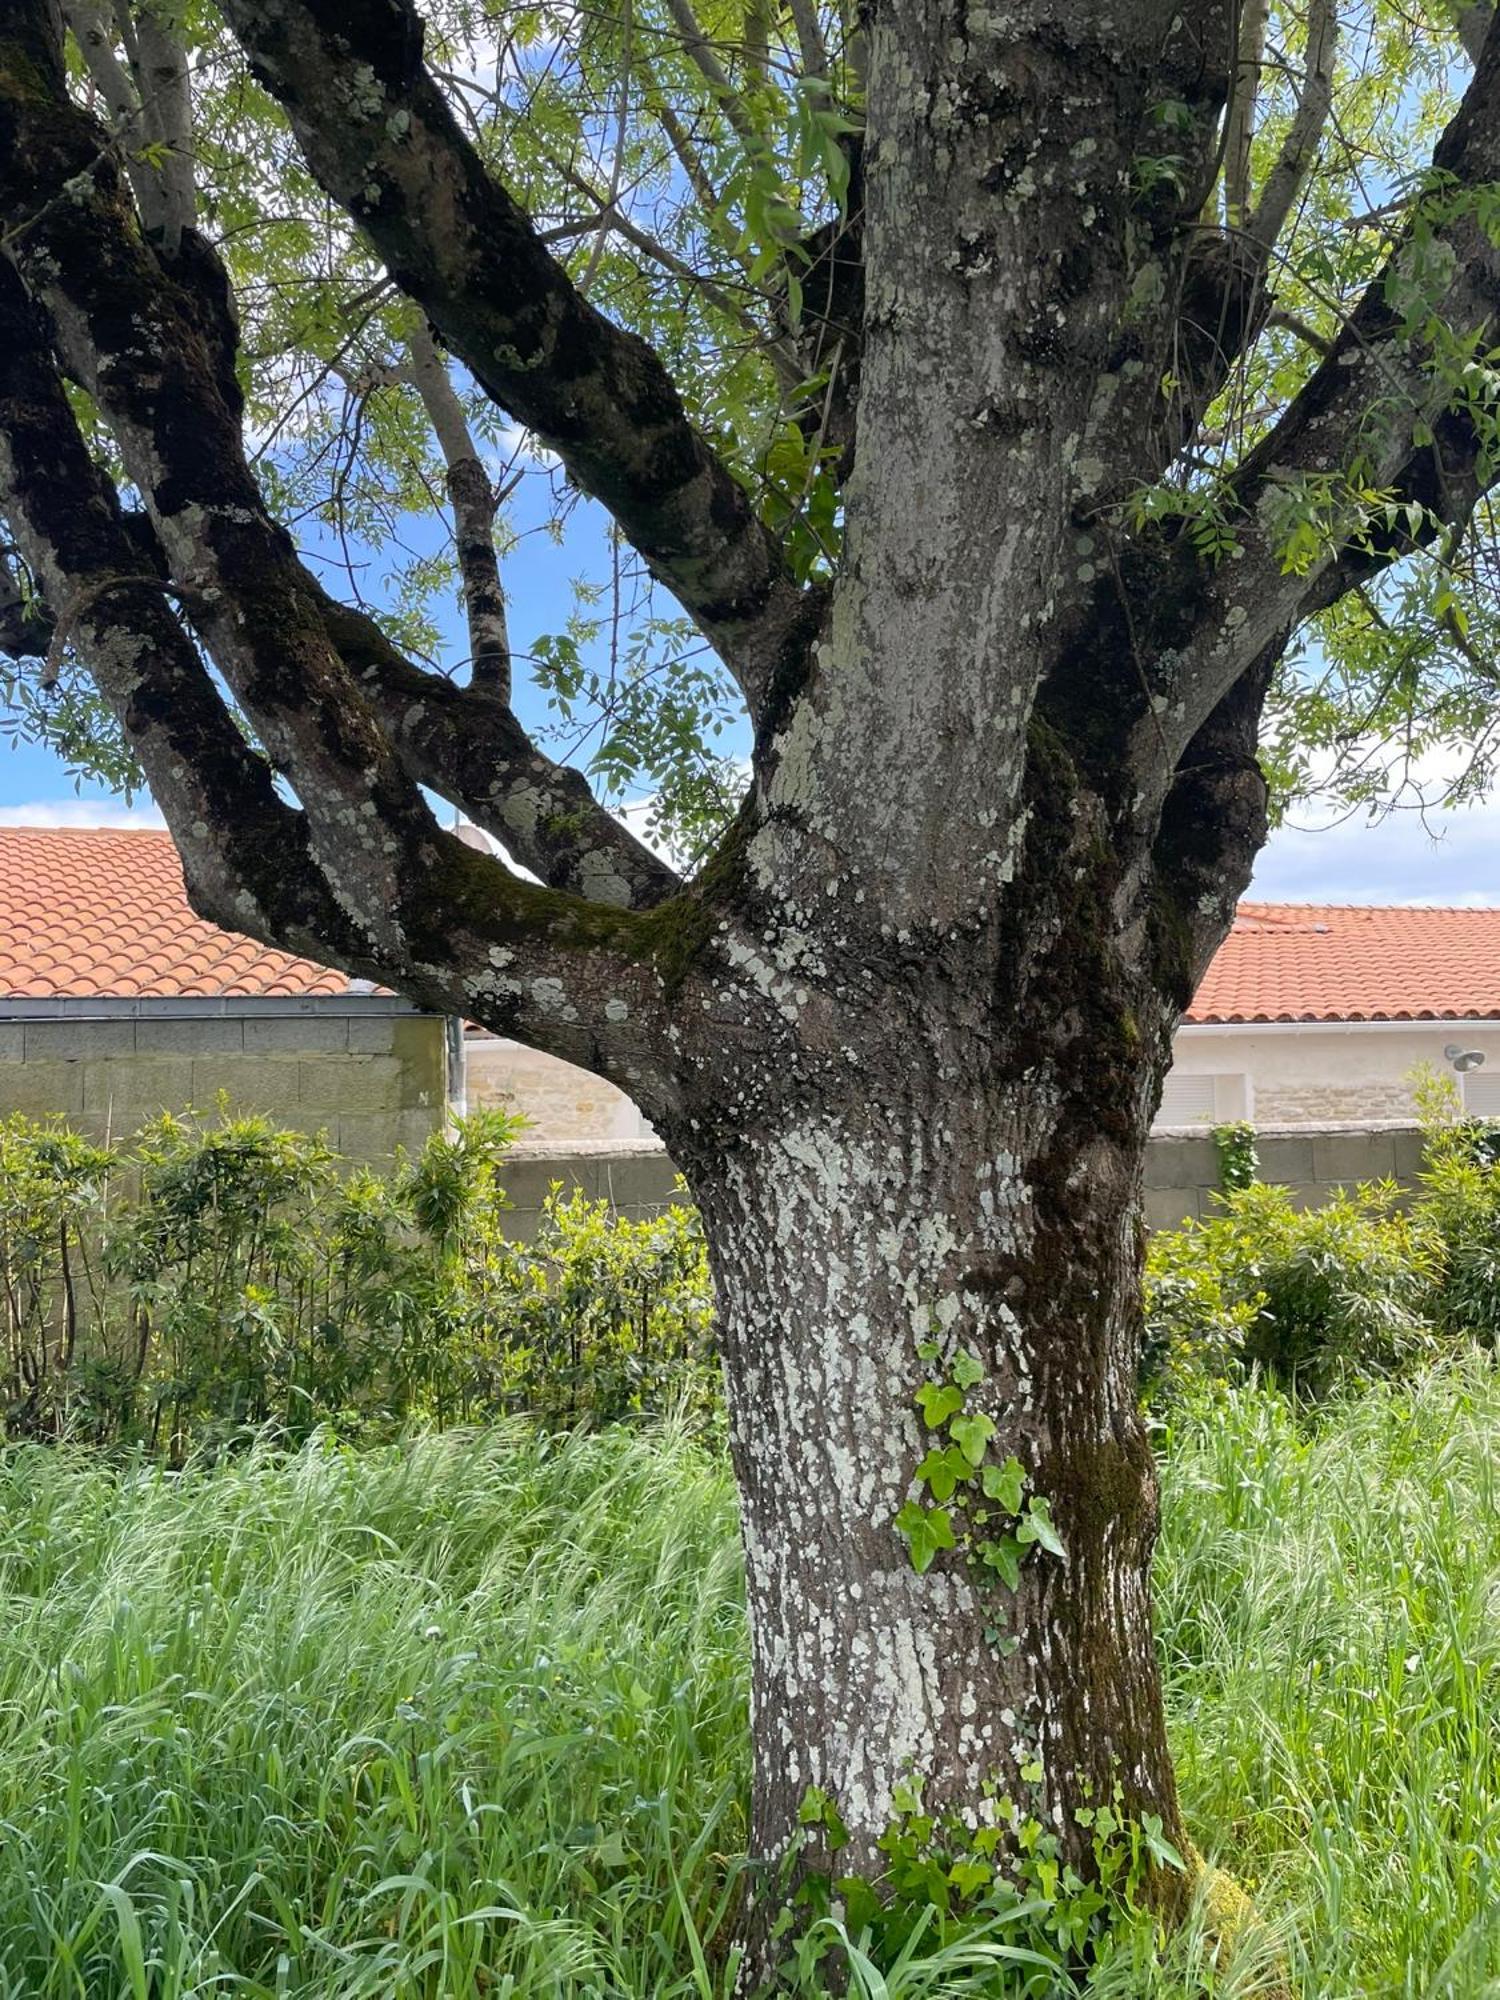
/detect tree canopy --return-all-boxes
[4,1,1500,868]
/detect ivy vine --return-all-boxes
[1212,1120,1259,1194]
[893,1337,1066,1610]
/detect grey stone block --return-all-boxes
[334,1113,401,1162]
[24,1019,136,1059]
[1312,1129,1395,1186]
[336,1108,440,1161]
[1390,1128,1427,1183]
[83,1057,195,1115]
[135,1017,245,1055]
[1280,1182,1324,1212]
[346,1017,399,1054]
[1257,1135,1316,1186]
[596,1155,681,1212]
[0,1024,24,1062]
[500,1157,573,1211]
[298,1055,402,1112]
[192,1058,302,1119]
[243,1015,350,1053]
[1144,1186,1199,1233]
[1144,1136,1219,1190]
[0,1059,84,1118]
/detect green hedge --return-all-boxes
[0,1107,716,1453]
[1146,1111,1500,1399]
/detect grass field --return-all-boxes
[0,1363,1497,1996]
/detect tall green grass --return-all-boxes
[0,1364,1498,1995]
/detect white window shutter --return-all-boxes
[1155,1073,1220,1127]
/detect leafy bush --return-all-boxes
[1146,1181,1440,1398]
[1412,1113,1500,1347]
[0,1107,716,1454]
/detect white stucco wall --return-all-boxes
[1162,1020,1500,1127]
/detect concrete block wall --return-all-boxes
[498,1124,1433,1241]
[1144,1122,1428,1231]
[501,1143,683,1238]
[0,1008,446,1163]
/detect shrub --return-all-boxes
[1414,1113,1500,1348]
[1146,1180,1440,1398]
[0,1117,114,1438]
[0,1106,717,1454]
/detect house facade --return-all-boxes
[1158,903,1500,1127]
[0,827,447,1160]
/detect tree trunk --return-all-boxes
[679,939,1187,1975]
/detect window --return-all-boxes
[1155,1073,1219,1127]
[1462,1070,1500,1119]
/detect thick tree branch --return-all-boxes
[1459,4,1494,65]
[0,545,51,656]
[1224,0,1269,229]
[788,0,830,82]
[215,0,826,724]
[662,0,757,145]
[0,2,686,1087]
[65,1,196,250]
[1244,0,1338,255]
[5,27,682,918]
[0,255,376,975]
[1151,1,1338,477]
[315,589,684,909]
[1077,16,1500,799]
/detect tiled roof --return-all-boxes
[1189,902,1500,1024]
[0,827,347,999]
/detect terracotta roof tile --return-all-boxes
[0,827,348,1000]
[1189,902,1500,1024]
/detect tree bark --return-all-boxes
[665,823,1192,1979]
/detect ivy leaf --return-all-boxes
[948,1857,992,1897]
[893,1501,956,1574]
[914,1382,963,1429]
[980,1455,1025,1513]
[915,1446,972,1503]
[950,1349,985,1389]
[1017,1495,1067,1559]
[977,1534,1023,1589]
[949,1410,996,1466]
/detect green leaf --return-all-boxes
[981,1455,1025,1513]
[893,1501,956,1574]
[949,1410,997,1466]
[915,1445,972,1503]
[914,1382,963,1429]
[1017,1495,1067,1559]
[977,1534,1023,1589]
[951,1349,985,1389]
[948,1857,992,1897]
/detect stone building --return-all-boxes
[1161,902,1500,1127]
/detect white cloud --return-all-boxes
[1251,795,1500,906]
[0,798,167,830]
